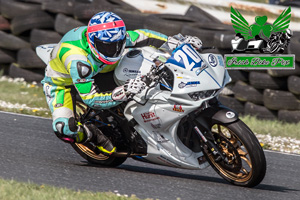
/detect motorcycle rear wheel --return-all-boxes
[70,101,127,167]
[204,119,266,187]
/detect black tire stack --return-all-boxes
[0,1,300,123]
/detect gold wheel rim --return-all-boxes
[75,102,109,161]
[209,124,253,183]
[75,143,109,160]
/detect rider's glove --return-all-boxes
[183,35,202,50]
[166,33,186,50]
[167,33,202,50]
[111,77,146,101]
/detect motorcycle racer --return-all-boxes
[41,11,202,155]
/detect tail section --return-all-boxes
[36,44,57,65]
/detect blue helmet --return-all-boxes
[87,11,126,64]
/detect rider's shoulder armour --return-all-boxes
[77,61,92,78]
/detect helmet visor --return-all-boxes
[94,37,126,58]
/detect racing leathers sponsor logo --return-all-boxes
[43,84,53,105]
[94,100,113,104]
[77,78,87,83]
[54,103,63,108]
[141,112,160,123]
[173,105,184,112]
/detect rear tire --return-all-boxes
[71,101,127,167]
[204,119,266,187]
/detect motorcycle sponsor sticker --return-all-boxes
[156,134,169,142]
[226,111,236,119]
[178,81,200,89]
[227,6,295,69]
[151,123,161,129]
[208,54,218,67]
[157,155,181,167]
[195,63,208,76]
[141,112,160,123]
[123,68,141,77]
[217,55,224,67]
[173,105,184,112]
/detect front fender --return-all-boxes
[194,105,239,131]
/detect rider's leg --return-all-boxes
[43,83,115,154]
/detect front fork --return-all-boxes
[193,123,228,163]
[189,102,239,163]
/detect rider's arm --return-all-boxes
[126,29,168,48]
[69,60,121,109]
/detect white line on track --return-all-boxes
[0,110,51,120]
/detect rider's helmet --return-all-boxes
[285,29,293,40]
[87,11,126,65]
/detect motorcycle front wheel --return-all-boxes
[204,119,266,187]
[70,101,127,167]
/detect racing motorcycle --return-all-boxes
[36,40,266,187]
[263,32,290,54]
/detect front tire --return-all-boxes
[204,119,266,187]
[71,101,127,167]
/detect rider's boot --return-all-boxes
[79,124,116,155]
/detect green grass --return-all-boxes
[0,178,140,200]
[241,115,300,140]
[0,77,50,117]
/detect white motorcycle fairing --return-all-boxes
[114,44,231,169]
[36,44,57,65]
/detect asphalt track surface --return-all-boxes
[0,111,299,200]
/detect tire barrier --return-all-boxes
[17,48,45,69]
[0,16,10,31]
[8,63,44,82]
[184,5,222,24]
[54,13,85,35]
[218,95,245,115]
[11,11,55,35]
[0,49,16,64]
[287,75,300,95]
[0,0,41,19]
[144,14,198,36]
[244,102,277,120]
[278,110,300,123]
[232,81,264,105]
[249,71,287,90]
[0,1,300,123]
[42,0,76,16]
[30,29,62,49]
[263,89,300,110]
